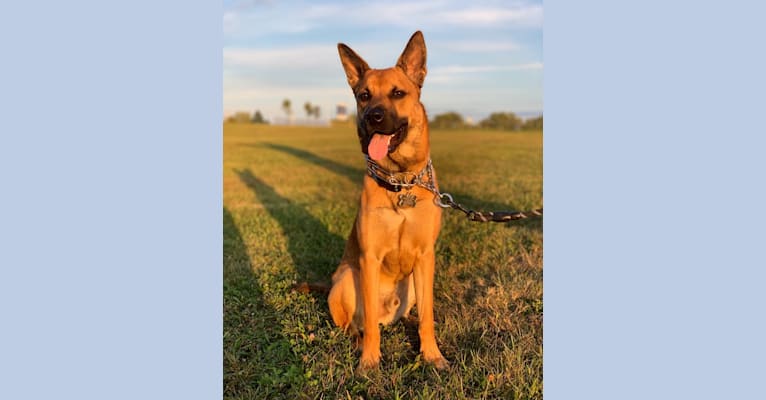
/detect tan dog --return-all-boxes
[328,31,448,371]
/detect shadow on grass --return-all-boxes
[234,168,344,283]
[260,143,362,184]
[224,207,258,282]
[260,142,541,230]
[223,207,302,395]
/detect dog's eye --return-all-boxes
[358,92,371,102]
[392,89,406,99]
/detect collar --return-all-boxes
[365,156,434,193]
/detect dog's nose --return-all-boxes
[365,107,385,124]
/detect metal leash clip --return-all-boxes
[434,193,454,208]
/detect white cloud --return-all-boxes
[432,63,543,74]
[223,1,543,40]
[436,40,521,53]
[512,62,544,70]
[437,5,543,27]
[427,63,543,84]
[340,1,445,25]
[223,45,339,69]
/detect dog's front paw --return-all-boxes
[356,355,381,374]
[422,350,449,370]
[428,356,450,370]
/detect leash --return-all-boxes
[365,156,543,223]
[433,192,543,223]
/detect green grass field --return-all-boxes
[223,123,543,399]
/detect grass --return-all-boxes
[223,123,543,399]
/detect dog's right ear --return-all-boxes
[338,43,370,89]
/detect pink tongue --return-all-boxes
[368,133,392,161]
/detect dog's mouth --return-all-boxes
[367,123,408,161]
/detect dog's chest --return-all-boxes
[381,249,417,279]
[378,208,438,278]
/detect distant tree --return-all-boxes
[232,111,251,123]
[282,99,292,120]
[312,105,321,119]
[252,110,268,124]
[522,115,543,131]
[431,111,466,129]
[479,112,523,130]
[304,101,313,118]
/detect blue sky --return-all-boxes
[223,0,543,123]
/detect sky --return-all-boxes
[223,0,543,123]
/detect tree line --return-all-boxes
[225,101,542,131]
[224,98,322,124]
[280,98,322,120]
[430,111,542,131]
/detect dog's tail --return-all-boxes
[292,282,331,295]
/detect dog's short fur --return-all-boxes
[328,31,448,371]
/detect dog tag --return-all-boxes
[397,191,417,208]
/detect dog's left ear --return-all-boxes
[396,31,427,88]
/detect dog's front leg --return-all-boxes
[413,249,449,369]
[358,253,381,371]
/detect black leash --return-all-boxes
[365,156,543,223]
[433,191,543,223]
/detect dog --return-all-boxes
[328,31,449,372]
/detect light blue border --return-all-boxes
[545,1,766,399]
[3,1,766,398]
[0,2,221,399]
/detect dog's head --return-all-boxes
[338,31,428,166]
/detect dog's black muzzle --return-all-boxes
[363,106,399,133]
[358,106,409,155]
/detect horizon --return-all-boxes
[224,0,543,124]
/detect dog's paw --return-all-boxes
[356,356,381,374]
[428,356,450,370]
[422,350,449,370]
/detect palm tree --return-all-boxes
[281,99,292,123]
[304,101,314,118]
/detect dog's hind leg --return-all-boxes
[328,280,350,330]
